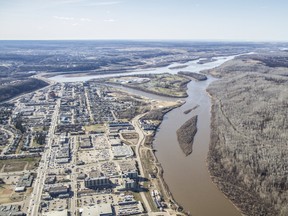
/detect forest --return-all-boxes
[0,78,48,102]
[206,52,288,215]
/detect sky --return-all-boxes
[0,0,287,41]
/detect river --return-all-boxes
[49,57,241,216]
[153,78,241,216]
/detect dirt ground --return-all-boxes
[3,162,27,172]
[0,158,40,173]
[121,132,139,145]
[0,185,14,204]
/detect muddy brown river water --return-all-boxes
[50,56,241,216]
[153,78,240,216]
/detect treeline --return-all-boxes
[237,52,288,68]
[0,78,48,102]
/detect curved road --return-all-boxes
[131,113,152,213]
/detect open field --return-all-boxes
[106,74,190,98]
[0,157,40,173]
[206,52,288,215]
[0,183,33,204]
[84,124,106,133]
[121,132,139,145]
[0,185,14,204]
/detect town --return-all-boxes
[0,79,184,216]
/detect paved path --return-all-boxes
[131,113,152,213]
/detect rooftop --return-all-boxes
[80,204,113,216]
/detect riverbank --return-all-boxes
[126,99,186,215]
[139,101,190,215]
[178,71,207,81]
[42,68,130,78]
[147,145,190,215]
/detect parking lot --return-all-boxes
[41,198,68,213]
[78,194,116,207]
[78,149,111,164]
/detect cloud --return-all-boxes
[53,16,92,23]
[53,16,75,21]
[87,1,121,6]
[49,0,89,5]
[80,18,91,22]
[104,18,116,22]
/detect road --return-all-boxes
[131,114,152,213]
[84,87,94,122]
[132,113,181,216]
[70,136,78,215]
[27,84,63,215]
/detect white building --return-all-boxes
[80,204,114,216]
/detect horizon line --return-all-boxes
[0,39,287,43]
